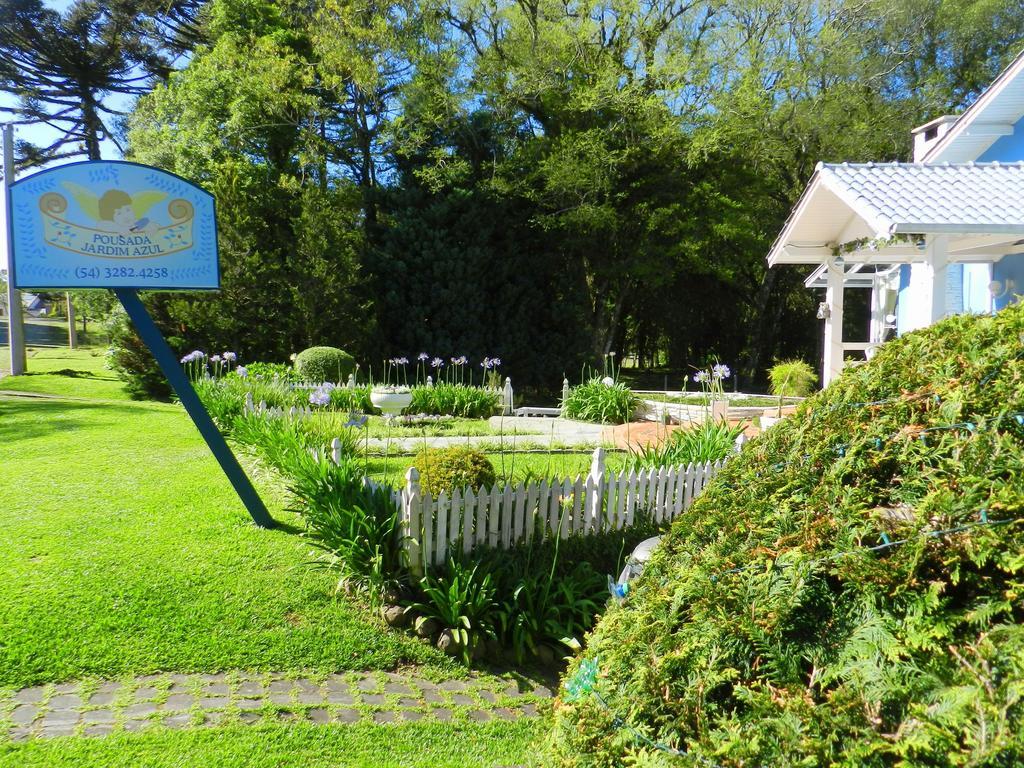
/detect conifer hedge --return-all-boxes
[550,304,1024,766]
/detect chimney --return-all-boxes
[911,115,959,162]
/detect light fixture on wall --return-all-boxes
[816,302,831,320]
[989,279,1015,300]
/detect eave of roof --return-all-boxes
[767,161,1024,267]
[921,48,1024,164]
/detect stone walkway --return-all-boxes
[2,670,552,741]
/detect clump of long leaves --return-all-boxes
[230,411,359,472]
[409,383,500,419]
[551,304,1024,766]
[288,453,406,603]
[406,558,499,662]
[625,418,744,471]
[562,378,641,424]
[498,553,606,663]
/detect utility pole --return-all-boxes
[3,123,26,375]
[66,292,77,349]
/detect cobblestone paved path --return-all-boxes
[1,670,552,741]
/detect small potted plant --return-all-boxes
[763,359,816,429]
[371,357,413,416]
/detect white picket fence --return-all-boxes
[243,392,314,421]
[346,445,727,576]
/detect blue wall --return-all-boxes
[992,253,1024,310]
[978,117,1024,163]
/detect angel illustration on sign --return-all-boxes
[61,182,168,234]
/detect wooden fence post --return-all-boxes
[586,447,605,531]
[561,378,570,416]
[404,467,423,577]
[503,377,514,415]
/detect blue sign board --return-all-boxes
[8,161,219,290]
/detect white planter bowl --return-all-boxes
[370,391,413,417]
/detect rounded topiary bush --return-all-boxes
[294,346,355,384]
[551,304,1024,767]
[412,447,497,495]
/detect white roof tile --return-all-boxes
[817,161,1024,235]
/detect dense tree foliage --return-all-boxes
[7,0,1024,388]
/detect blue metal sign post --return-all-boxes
[9,161,273,528]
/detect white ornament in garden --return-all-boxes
[371,386,413,416]
[602,376,615,386]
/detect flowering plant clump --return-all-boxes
[309,381,336,406]
[180,350,207,381]
[689,360,732,412]
[480,356,502,388]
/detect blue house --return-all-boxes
[768,50,1024,384]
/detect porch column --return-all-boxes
[823,259,845,385]
[925,235,950,323]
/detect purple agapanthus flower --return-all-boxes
[712,363,731,380]
[179,350,206,364]
[210,354,222,363]
[236,366,248,378]
[417,352,429,361]
[491,357,501,367]
[694,370,710,384]
[431,357,444,368]
[309,389,331,406]
[344,413,369,429]
[395,356,409,365]
[223,351,237,362]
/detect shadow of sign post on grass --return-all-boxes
[6,159,274,528]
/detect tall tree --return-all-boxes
[0,0,204,167]
[128,0,370,361]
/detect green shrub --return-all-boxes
[625,419,744,471]
[294,346,355,384]
[768,358,817,397]
[412,447,496,495]
[550,304,1024,766]
[562,378,641,424]
[246,361,301,383]
[106,304,180,400]
[409,383,500,419]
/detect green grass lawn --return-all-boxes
[0,720,542,768]
[0,346,129,401]
[361,415,538,439]
[0,390,454,689]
